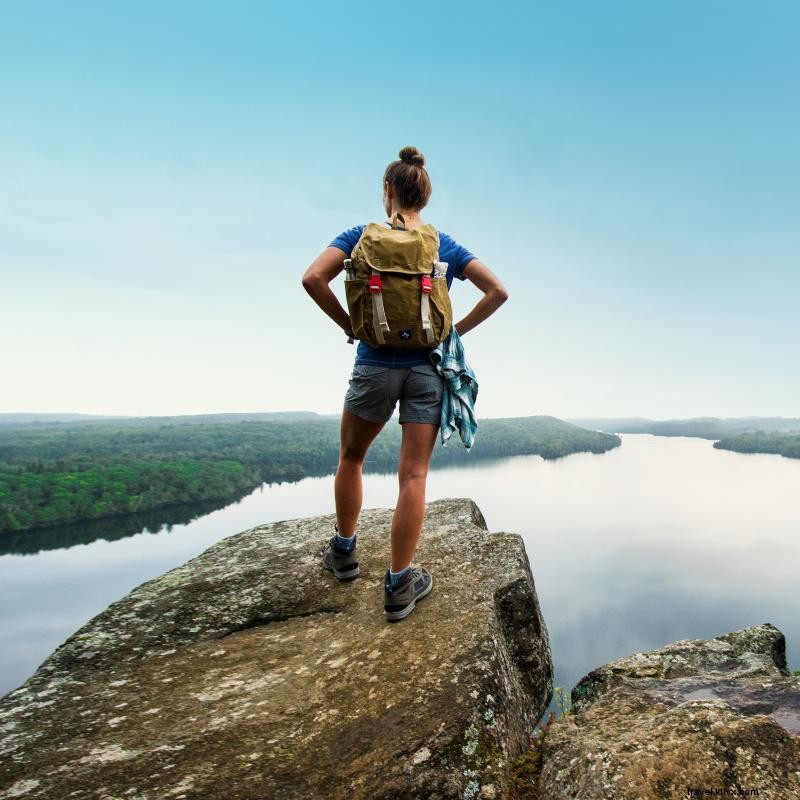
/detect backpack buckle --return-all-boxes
[369,275,383,293]
[420,276,432,294]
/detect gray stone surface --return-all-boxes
[0,498,553,800]
[527,624,800,799]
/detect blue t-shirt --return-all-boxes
[330,224,476,367]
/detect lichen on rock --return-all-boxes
[0,498,553,800]
[521,623,800,799]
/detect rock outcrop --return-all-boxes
[523,623,800,799]
[0,498,553,800]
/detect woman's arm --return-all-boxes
[454,259,509,336]
[301,247,354,338]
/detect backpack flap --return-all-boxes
[356,222,439,275]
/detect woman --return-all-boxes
[301,146,508,621]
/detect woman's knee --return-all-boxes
[338,409,386,466]
[398,461,429,484]
[339,443,368,466]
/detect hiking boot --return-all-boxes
[322,533,359,581]
[384,566,433,622]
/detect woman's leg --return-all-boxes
[390,422,439,571]
[334,409,386,536]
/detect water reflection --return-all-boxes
[0,458,518,557]
[0,494,249,557]
[2,434,799,723]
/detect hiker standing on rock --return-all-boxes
[302,146,508,621]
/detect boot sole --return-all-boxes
[323,562,360,581]
[385,574,433,622]
[333,566,360,581]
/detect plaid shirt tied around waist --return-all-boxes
[429,328,479,450]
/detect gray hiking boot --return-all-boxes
[322,531,359,581]
[384,566,433,622]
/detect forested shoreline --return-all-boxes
[713,431,800,460]
[0,415,619,533]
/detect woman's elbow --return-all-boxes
[494,285,509,305]
[301,271,319,293]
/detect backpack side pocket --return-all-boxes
[344,275,370,343]
[429,271,452,343]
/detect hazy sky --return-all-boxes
[2,1,798,419]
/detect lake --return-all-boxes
[2,433,799,718]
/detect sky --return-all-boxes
[2,1,798,419]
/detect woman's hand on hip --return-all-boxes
[455,259,509,336]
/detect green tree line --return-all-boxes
[0,416,619,533]
[714,431,800,459]
[0,460,261,532]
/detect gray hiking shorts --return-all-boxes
[343,362,444,425]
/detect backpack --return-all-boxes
[343,213,453,348]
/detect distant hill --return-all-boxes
[568,417,800,440]
[0,411,332,426]
[0,413,134,425]
[567,417,653,433]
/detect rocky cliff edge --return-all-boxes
[0,498,554,800]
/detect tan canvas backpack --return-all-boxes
[344,213,453,348]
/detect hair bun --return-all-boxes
[399,146,425,167]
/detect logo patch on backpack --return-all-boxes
[399,329,412,340]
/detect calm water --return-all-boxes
[2,433,800,715]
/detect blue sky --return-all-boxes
[2,1,798,418]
